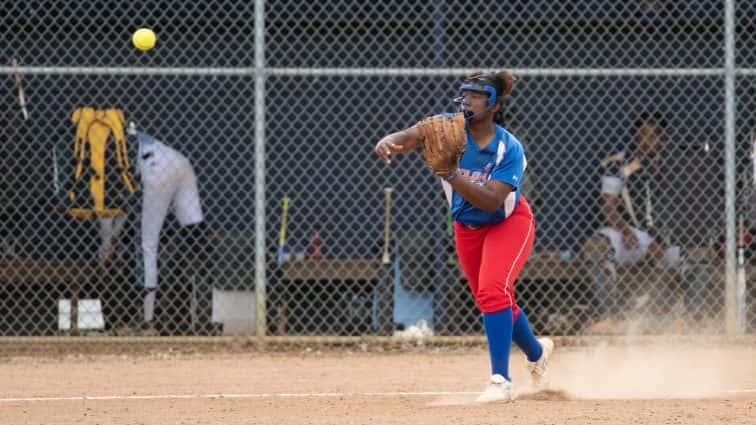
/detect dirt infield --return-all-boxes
[1,339,755,424]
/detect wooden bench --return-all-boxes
[273,259,391,335]
[272,253,586,336]
[279,259,380,282]
[0,259,101,335]
[0,259,95,285]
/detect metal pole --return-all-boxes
[3,66,756,78]
[723,0,738,335]
[254,0,267,336]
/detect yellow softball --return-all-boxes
[132,28,156,51]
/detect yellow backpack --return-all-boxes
[65,107,138,219]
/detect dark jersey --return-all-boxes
[602,149,663,238]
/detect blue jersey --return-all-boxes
[442,123,527,226]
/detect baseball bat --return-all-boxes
[617,158,641,228]
[52,147,60,195]
[277,197,290,264]
[621,186,641,228]
[750,129,755,187]
[10,58,29,120]
[382,187,394,264]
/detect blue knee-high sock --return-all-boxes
[512,308,542,362]
[482,308,513,380]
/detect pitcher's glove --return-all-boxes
[416,113,467,179]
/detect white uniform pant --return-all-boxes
[597,226,680,268]
[140,149,203,290]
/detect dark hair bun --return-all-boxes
[496,70,517,97]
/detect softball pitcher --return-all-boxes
[375,70,553,402]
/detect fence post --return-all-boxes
[723,0,738,335]
[254,0,268,337]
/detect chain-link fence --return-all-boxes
[0,0,753,337]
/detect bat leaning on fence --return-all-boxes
[10,58,29,120]
[277,196,290,264]
[377,187,395,335]
[750,129,755,187]
[382,187,394,265]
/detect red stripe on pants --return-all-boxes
[453,197,535,317]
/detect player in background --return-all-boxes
[101,124,206,333]
[374,70,553,402]
[133,125,206,331]
[582,113,683,321]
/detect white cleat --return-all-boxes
[475,374,513,403]
[527,337,554,387]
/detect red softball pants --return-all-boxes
[453,197,535,318]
